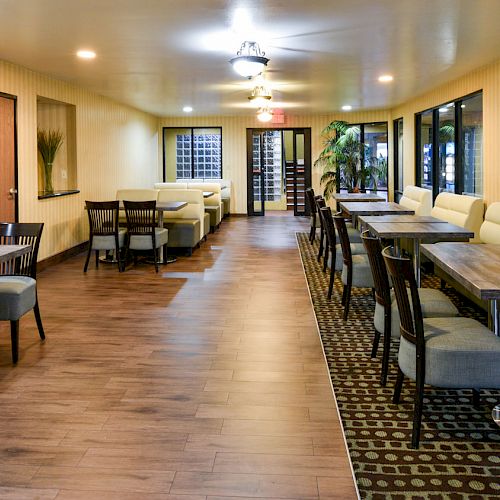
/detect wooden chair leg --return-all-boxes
[342,283,352,320]
[380,309,392,386]
[411,373,425,449]
[309,226,314,242]
[154,248,159,273]
[472,388,481,409]
[323,246,329,272]
[393,367,404,404]
[10,320,19,364]
[327,265,335,300]
[163,244,168,263]
[317,230,324,262]
[95,250,99,268]
[83,240,92,272]
[371,329,381,359]
[33,297,45,340]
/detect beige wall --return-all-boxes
[158,111,390,213]
[0,59,159,260]
[390,58,500,204]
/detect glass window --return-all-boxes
[438,104,455,193]
[461,93,483,197]
[419,110,433,192]
[163,127,222,180]
[364,123,388,191]
[393,118,404,196]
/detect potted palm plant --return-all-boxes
[315,120,384,199]
[37,128,64,193]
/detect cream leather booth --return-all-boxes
[399,185,432,216]
[430,192,484,242]
[479,202,500,244]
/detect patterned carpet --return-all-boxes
[296,233,500,500]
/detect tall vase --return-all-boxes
[44,162,54,193]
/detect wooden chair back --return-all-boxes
[0,223,44,278]
[85,200,119,238]
[305,188,317,215]
[123,200,157,246]
[333,213,352,265]
[320,206,337,251]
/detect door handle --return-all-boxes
[9,188,17,195]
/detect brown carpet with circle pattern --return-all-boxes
[297,233,500,499]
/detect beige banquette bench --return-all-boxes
[192,179,232,216]
[157,189,208,255]
[115,188,206,255]
[154,182,223,231]
[399,185,432,216]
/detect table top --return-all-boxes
[339,201,414,216]
[358,215,444,225]
[203,191,214,198]
[421,243,500,300]
[118,201,187,211]
[366,220,474,240]
[0,244,31,263]
[333,192,385,203]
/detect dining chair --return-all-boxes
[123,200,168,273]
[315,196,326,263]
[84,200,126,272]
[320,207,366,300]
[382,245,500,448]
[361,231,459,386]
[305,188,317,242]
[333,214,374,319]
[0,222,45,363]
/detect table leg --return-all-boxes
[157,209,176,264]
[394,238,401,257]
[489,299,500,336]
[413,239,421,287]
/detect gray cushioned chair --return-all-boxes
[123,200,168,273]
[84,200,126,272]
[305,188,318,242]
[361,231,459,386]
[382,245,500,449]
[0,222,45,363]
[333,214,373,319]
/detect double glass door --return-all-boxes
[246,128,311,216]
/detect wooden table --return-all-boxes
[0,244,31,263]
[203,191,214,198]
[333,192,385,211]
[118,201,187,226]
[366,219,473,286]
[421,243,500,335]
[339,201,414,227]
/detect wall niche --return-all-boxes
[37,96,78,199]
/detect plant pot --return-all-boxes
[44,162,53,193]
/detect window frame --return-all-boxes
[162,126,223,181]
[415,90,482,201]
[393,117,403,202]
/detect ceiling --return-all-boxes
[1,0,500,117]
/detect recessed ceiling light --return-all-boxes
[342,105,352,111]
[378,74,393,83]
[76,50,96,59]
[461,104,466,108]
[183,106,193,113]
[438,107,448,113]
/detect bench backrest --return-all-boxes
[116,189,158,201]
[431,192,484,242]
[399,185,432,216]
[480,202,500,244]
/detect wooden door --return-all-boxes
[0,94,17,222]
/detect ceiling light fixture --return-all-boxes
[257,106,273,122]
[230,41,269,79]
[183,106,193,113]
[342,105,352,111]
[378,74,393,83]
[76,50,96,59]
[248,85,272,108]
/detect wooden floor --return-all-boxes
[0,212,357,499]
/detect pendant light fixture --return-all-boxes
[257,106,273,122]
[230,41,269,79]
[248,84,272,108]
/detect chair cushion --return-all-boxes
[0,276,36,321]
[91,229,126,251]
[341,254,374,288]
[398,317,500,388]
[203,213,211,237]
[330,243,366,271]
[129,228,168,250]
[374,288,459,337]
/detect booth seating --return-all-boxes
[479,202,500,244]
[157,189,208,255]
[399,185,432,216]
[430,192,484,242]
[155,182,223,232]
[116,189,159,224]
[193,179,231,216]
